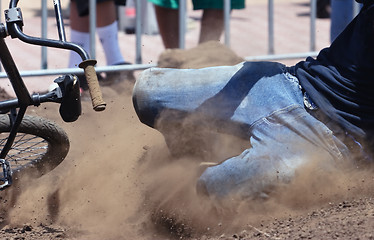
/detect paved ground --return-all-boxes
[0,0,330,95]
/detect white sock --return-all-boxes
[68,29,90,68]
[97,21,125,65]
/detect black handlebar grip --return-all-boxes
[79,60,106,111]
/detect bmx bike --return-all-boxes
[0,0,106,189]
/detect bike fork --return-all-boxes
[0,158,12,189]
[0,109,19,190]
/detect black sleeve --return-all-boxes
[360,0,374,6]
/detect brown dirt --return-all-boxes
[1,41,374,240]
[0,88,11,101]
[156,41,244,69]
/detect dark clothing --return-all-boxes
[293,0,374,148]
[73,0,126,16]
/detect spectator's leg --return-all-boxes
[68,1,90,68]
[153,5,179,49]
[96,1,125,65]
[199,9,224,44]
[96,1,116,27]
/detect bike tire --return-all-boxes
[0,114,69,178]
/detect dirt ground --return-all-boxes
[1,42,374,240]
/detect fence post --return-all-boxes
[135,0,142,63]
[268,0,274,55]
[179,0,186,49]
[224,0,231,47]
[89,0,96,59]
[310,0,316,51]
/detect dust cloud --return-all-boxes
[1,79,374,239]
[1,42,374,239]
[1,82,164,239]
[135,110,374,239]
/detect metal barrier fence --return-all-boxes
[245,0,361,61]
[0,0,155,79]
[0,0,362,79]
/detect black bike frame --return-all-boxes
[0,0,91,159]
[0,37,30,159]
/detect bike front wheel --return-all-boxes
[0,114,69,178]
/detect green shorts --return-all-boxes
[148,0,245,10]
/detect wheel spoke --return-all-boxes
[0,115,69,178]
[0,133,48,170]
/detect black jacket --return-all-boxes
[294,0,374,145]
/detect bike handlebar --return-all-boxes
[79,60,106,111]
[6,0,106,112]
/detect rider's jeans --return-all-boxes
[133,61,350,199]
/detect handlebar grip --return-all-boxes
[79,60,106,111]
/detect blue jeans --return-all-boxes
[133,62,350,199]
[330,0,361,42]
